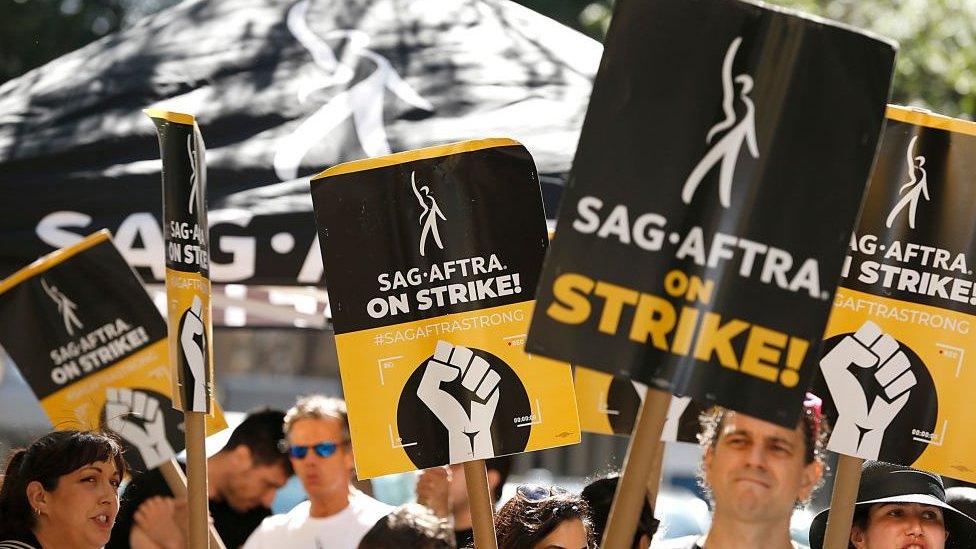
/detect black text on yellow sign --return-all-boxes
[547,269,808,388]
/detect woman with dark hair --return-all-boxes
[0,430,127,549]
[581,474,658,549]
[494,484,593,549]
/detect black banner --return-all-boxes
[0,231,202,473]
[0,0,598,287]
[527,0,896,427]
[311,141,548,334]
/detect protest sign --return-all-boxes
[0,231,227,472]
[574,366,700,442]
[147,109,215,414]
[148,109,217,549]
[526,0,896,428]
[811,107,976,484]
[309,138,580,480]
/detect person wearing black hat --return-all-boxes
[808,461,976,549]
[946,486,976,521]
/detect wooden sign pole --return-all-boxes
[823,454,864,549]
[602,388,671,549]
[464,459,498,549]
[159,458,226,549]
[645,440,666,510]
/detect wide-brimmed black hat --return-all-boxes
[809,461,976,549]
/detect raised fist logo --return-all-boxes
[820,321,917,459]
[417,341,501,462]
[179,295,208,412]
[105,388,175,470]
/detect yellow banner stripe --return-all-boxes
[0,230,111,295]
[311,138,522,183]
[143,108,197,126]
[886,105,976,137]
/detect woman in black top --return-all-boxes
[0,430,127,549]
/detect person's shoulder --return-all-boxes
[0,539,39,549]
[349,489,394,518]
[254,500,311,531]
[651,535,703,549]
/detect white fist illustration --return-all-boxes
[105,388,175,469]
[417,341,501,462]
[820,321,916,459]
[179,295,207,411]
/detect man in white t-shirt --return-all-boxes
[243,396,392,549]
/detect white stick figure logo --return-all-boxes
[885,135,929,229]
[681,36,759,208]
[186,133,200,215]
[41,278,82,336]
[412,171,446,257]
[273,0,434,181]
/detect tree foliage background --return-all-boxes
[1,0,974,117]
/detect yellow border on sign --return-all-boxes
[0,230,112,295]
[143,108,196,126]
[886,105,976,137]
[311,138,522,182]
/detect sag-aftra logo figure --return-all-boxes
[682,36,758,209]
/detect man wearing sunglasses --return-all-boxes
[243,395,392,549]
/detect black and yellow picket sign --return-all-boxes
[574,366,700,443]
[0,231,226,472]
[147,109,214,413]
[525,0,897,428]
[310,139,580,479]
[810,106,976,483]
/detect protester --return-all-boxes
[357,503,454,549]
[946,486,976,521]
[808,461,976,549]
[655,394,829,549]
[0,430,127,549]
[494,484,592,549]
[243,395,392,549]
[110,408,292,549]
[416,456,513,548]
[581,473,658,548]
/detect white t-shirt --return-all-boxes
[243,489,393,549]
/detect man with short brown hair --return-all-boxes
[243,395,391,549]
[655,395,828,549]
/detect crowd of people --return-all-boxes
[1,393,974,549]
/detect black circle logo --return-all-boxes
[397,346,530,468]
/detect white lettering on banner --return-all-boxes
[367,255,521,319]
[571,196,825,300]
[843,232,976,307]
[34,211,323,284]
[372,309,525,346]
[47,318,152,386]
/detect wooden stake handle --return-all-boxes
[823,455,864,549]
[159,459,226,549]
[186,412,211,549]
[464,459,498,549]
[645,440,666,510]
[602,388,671,549]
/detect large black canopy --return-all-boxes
[0,0,599,296]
